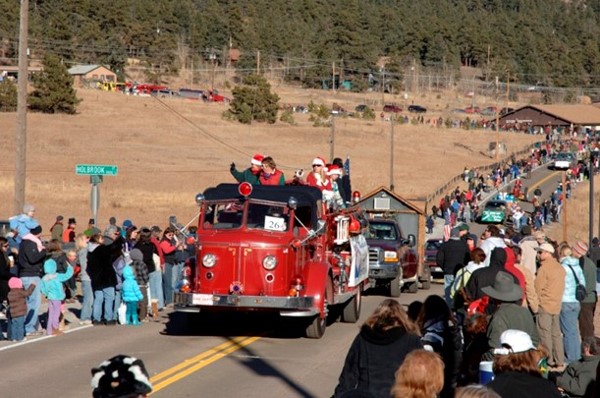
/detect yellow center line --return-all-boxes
[528,170,561,192]
[149,336,262,394]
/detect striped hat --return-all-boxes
[572,241,589,257]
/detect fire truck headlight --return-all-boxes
[195,193,205,206]
[202,254,217,268]
[262,255,278,270]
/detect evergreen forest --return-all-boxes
[1,0,600,89]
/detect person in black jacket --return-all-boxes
[417,294,462,398]
[87,233,124,325]
[333,299,423,398]
[437,227,471,306]
[0,237,13,340]
[16,224,46,335]
[465,247,518,302]
[332,157,352,205]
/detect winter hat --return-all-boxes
[68,217,77,225]
[91,354,152,398]
[56,215,64,222]
[312,157,326,167]
[30,225,42,235]
[535,242,555,254]
[572,241,589,257]
[23,204,35,213]
[8,277,23,289]
[450,227,460,238]
[251,154,264,166]
[129,248,143,262]
[88,218,95,225]
[327,164,343,176]
[494,329,536,355]
[457,223,469,232]
[122,219,133,229]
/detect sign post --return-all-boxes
[75,164,118,225]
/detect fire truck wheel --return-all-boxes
[341,288,361,323]
[407,282,419,294]
[305,315,327,339]
[389,275,402,298]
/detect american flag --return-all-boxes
[344,156,350,177]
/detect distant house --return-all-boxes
[0,65,42,80]
[499,104,600,128]
[68,64,116,87]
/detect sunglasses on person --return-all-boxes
[312,164,322,167]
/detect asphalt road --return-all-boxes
[1,284,444,398]
[1,163,575,398]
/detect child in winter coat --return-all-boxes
[121,265,143,325]
[7,277,35,341]
[40,258,73,336]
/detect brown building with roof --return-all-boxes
[499,104,600,128]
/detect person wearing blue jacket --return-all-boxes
[40,258,73,336]
[560,245,586,365]
[121,265,143,326]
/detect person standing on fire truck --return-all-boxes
[230,154,264,185]
[258,156,285,185]
[306,156,331,191]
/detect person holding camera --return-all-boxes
[159,227,186,306]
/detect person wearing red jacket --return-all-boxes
[258,156,285,185]
[306,156,331,191]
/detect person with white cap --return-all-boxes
[229,153,264,185]
[571,240,597,341]
[487,329,561,398]
[534,242,566,370]
[306,156,332,192]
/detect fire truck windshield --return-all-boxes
[203,201,289,231]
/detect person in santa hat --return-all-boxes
[230,154,264,185]
[306,156,332,192]
[324,164,346,210]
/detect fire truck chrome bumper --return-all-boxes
[174,292,315,312]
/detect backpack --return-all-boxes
[566,263,586,302]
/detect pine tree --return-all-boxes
[0,79,17,112]
[228,75,279,124]
[29,54,81,114]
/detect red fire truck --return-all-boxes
[173,183,370,338]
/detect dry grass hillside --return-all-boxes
[0,85,540,235]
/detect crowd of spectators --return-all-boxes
[0,205,195,342]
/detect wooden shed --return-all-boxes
[356,186,427,282]
[68,64,117,87]
[499,104,600,128]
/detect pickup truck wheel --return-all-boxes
[389,275,402,298]
[407,282,419,293]
[341,287,361,323]
[306,315,326,339]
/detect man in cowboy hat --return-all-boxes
[484,271,539,355]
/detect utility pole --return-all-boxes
[562,171,568,242]
[332,61,336,93]
[381,66,385,106]
[329,116,335,162]
[589,153,594,247]
[14,0,28,214]
[390,116,395,192]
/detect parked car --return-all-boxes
[464,106,481,114]
[383,104,402,113]
[480,106,498,116]
[499,107,515,116]
[424,238,444,276]
[355,104,371,113]
[479,200,508,224]
[408,105,427,113]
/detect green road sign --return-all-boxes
[75,164,118,176]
